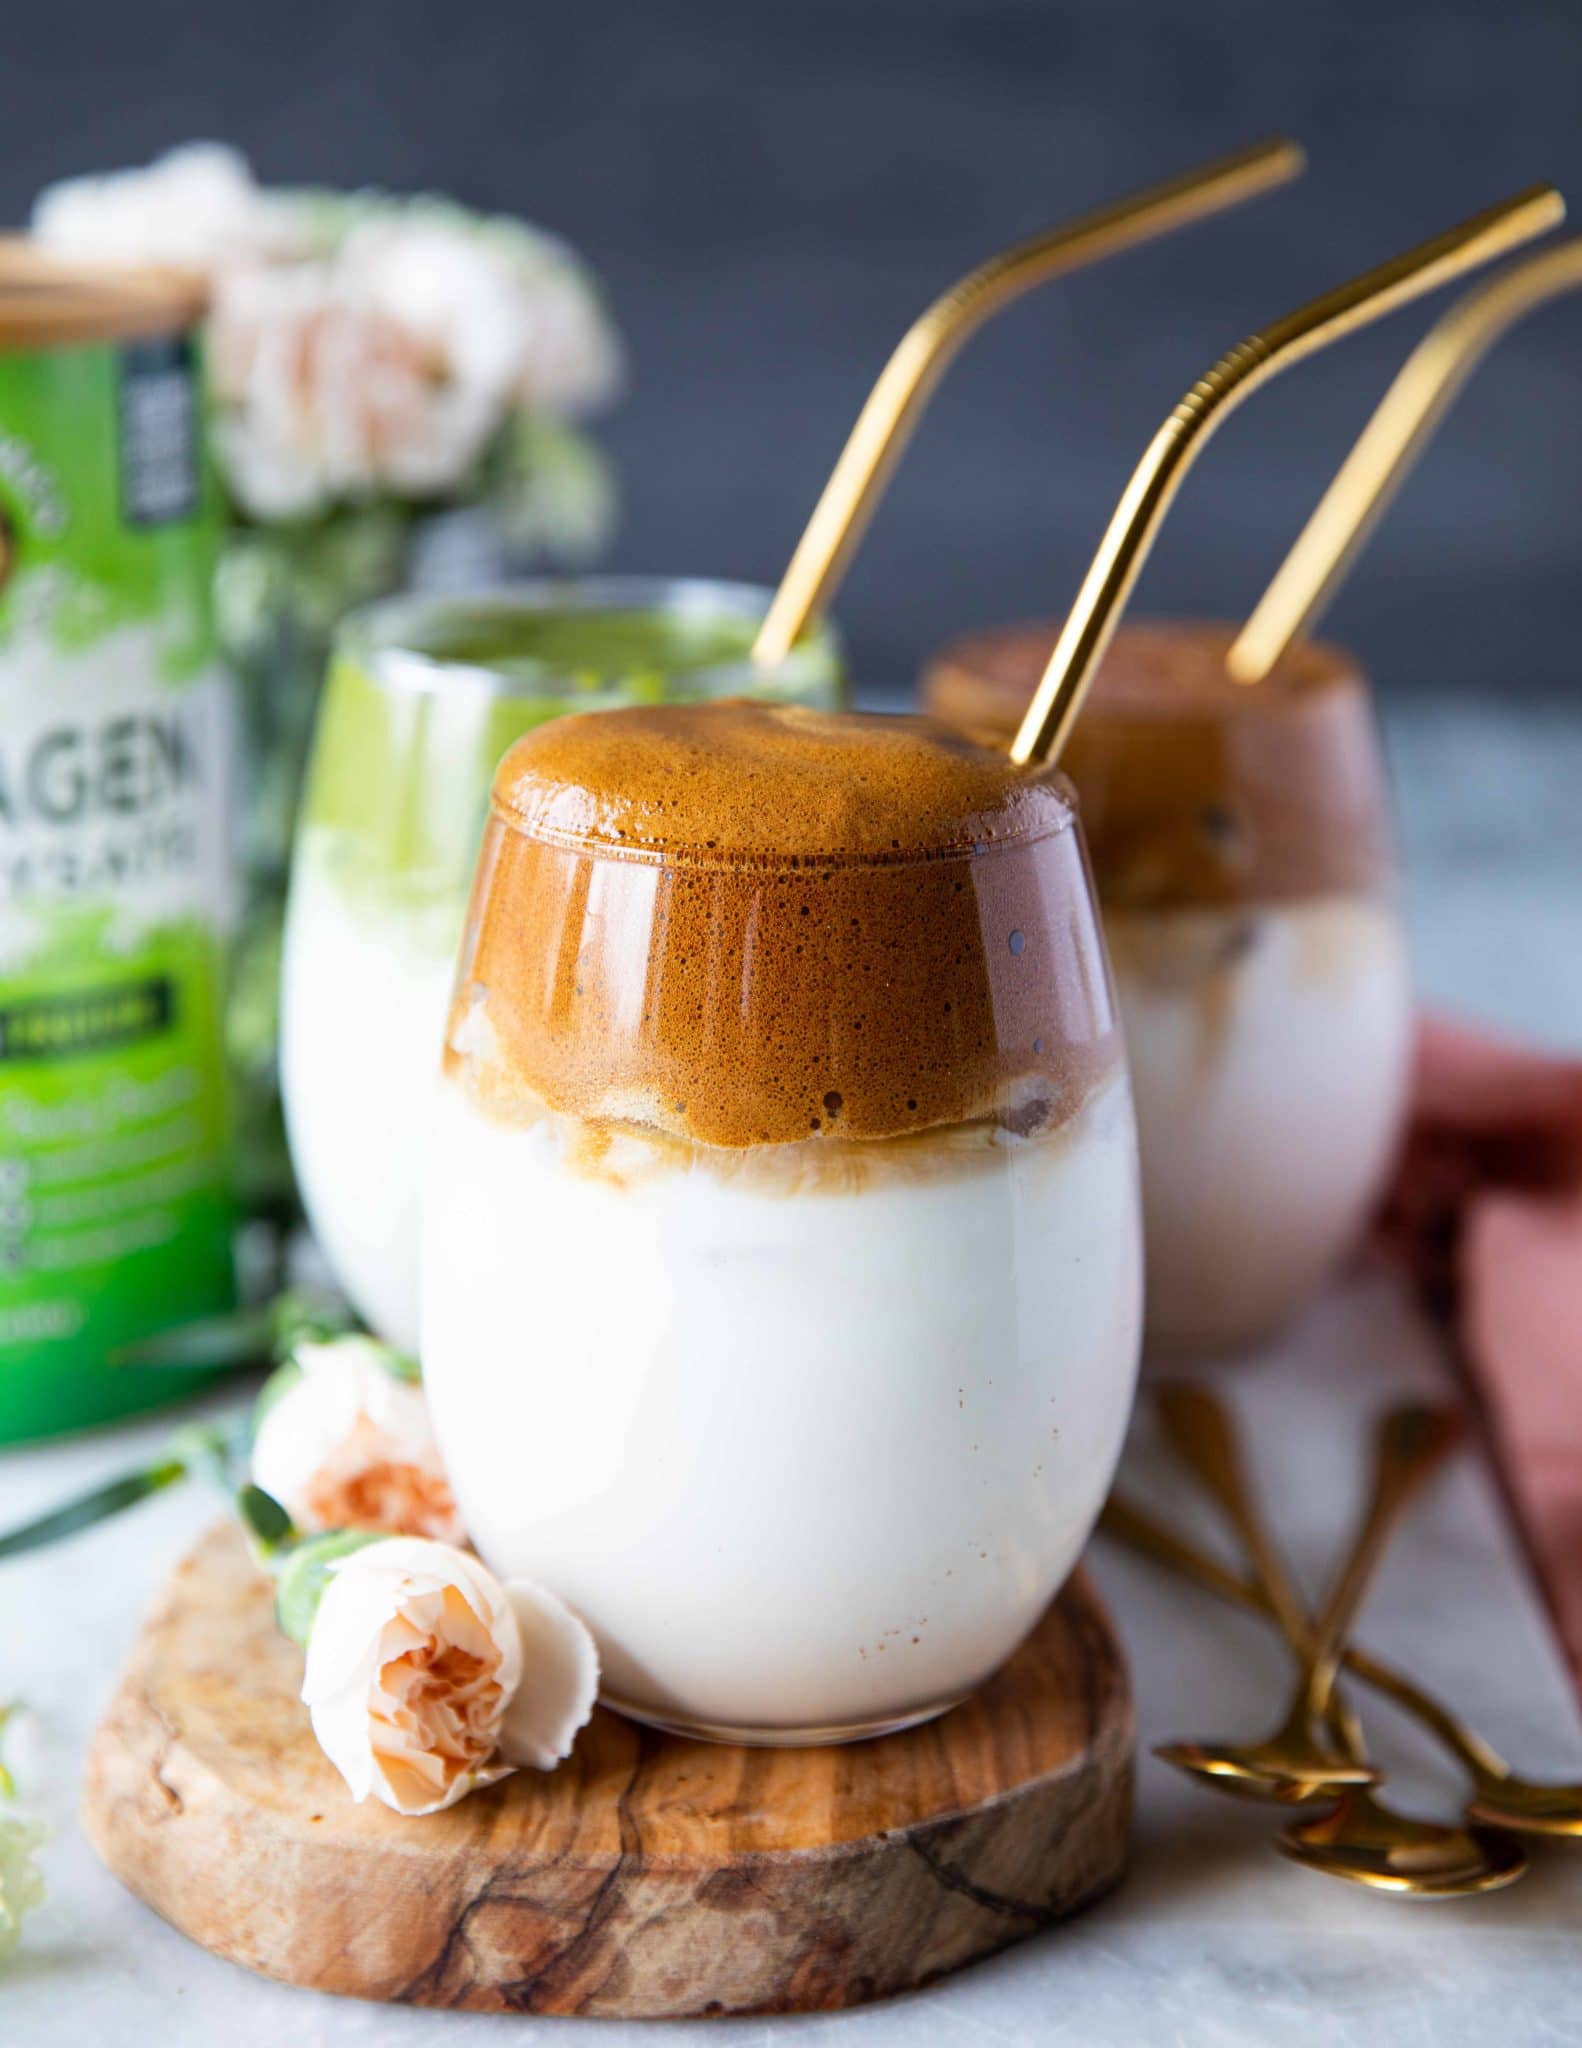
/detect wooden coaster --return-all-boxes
[84,1522,1132,2018]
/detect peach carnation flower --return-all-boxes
[297,1536,599,1816]
[251,1335,464,1545]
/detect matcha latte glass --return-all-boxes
[281,578,843,1351]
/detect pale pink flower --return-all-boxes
[251,1336,464,1545]
[301,1537,599,1816]
[31,142,304,274]
[32,148,621,523]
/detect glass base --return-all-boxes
[601,1692,966,1749]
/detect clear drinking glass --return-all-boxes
[421,702,1143,1745]
[924,620,1413,1359]
[281,579,843,1352]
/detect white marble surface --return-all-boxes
[2,698,1581,2043]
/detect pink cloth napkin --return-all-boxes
[1378,1015,1582,1697]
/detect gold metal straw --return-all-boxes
[1226,236,1582,683]
[750,138,1306,667]
[1008,185,1565,767]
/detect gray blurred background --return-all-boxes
[5,0,1578,697]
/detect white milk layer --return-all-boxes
[281,839,459,1353]
[422,1074,1142,1740]
[1110,893,1412,1358]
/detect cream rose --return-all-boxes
[251,1335,464,1544]
[31,147,621,527]
[295,1536,598,1816]
[31,141,304,273]
[205,260,509,520]
[202,213,620,519]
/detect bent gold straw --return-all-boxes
[1009,185,1565,768]
[1226,237,1582,684]
[750,138,1305,667]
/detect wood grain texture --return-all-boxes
[83,1522,1132,2018]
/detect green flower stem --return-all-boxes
[0,1423,243,1562]
[108,1304,276,1370]
[108,1286,354,1371]
[0,1457,188,1561]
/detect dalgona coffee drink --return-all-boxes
[925,621,1412,1358]
[421,701,1143,1742]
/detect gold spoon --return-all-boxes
[1153,1403,1460,1801]
[1151,1382,1374,1801]
[1102,1492,1582,1840]
[1280,1790,1527,1896]
[1137,1393,1529,1895]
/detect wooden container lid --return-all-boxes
[0,237,208,350]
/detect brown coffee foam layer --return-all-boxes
[491,699,1074,862]
[451,701,1123,1149]
[442,1063,1121,1197]
[922,620,1396,910]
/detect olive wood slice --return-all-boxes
[83,1521,1131,2017]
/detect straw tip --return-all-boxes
[1222,639,1267,687]
[1509,183,1567,231]
[1261,135,1309,176]
[1226,136,1308,188]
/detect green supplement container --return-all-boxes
[0,257,236,1441]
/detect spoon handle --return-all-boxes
[1154,1384,1364,1755]
[1301,1405,1464,1722]
[1100,1494,1512,1786]
[1154,1384,1311,1649]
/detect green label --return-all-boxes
[0,974,175,1060]
[0,333,236,1440]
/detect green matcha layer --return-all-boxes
[298,599,845,904]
